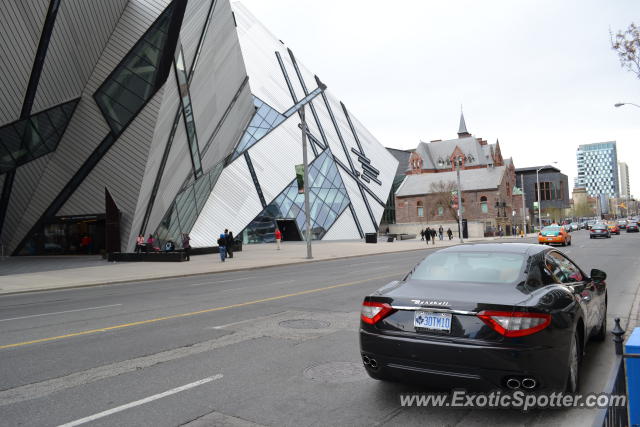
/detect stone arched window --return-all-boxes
[480,196,488,213]
[417,201,424,217]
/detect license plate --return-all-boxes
[547,237,553,241]
[414,311,452,332]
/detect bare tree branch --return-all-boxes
[429,180,459,222]
[610,23,640,79]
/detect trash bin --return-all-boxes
[365,233,377,243]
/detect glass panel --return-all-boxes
[231,96,285,159]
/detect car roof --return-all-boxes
[436,243,545,256]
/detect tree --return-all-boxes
[429,180,459,222]
[611,23,640,79]
[572,202,594,218]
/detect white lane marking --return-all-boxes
[190,276,257,286]
[0,304,122,322]
[57,375,223,427]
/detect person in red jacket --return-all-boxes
[275,228,282,250]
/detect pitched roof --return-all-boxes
[396,165,507,196]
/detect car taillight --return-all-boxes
[476,311,551,337]
[361,301,394,325]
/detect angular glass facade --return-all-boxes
[94,2,178,135]
[232,96,285,159]
[240,149,350,243]
[174,46,202,177]
[0,99,78,173]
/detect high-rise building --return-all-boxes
[618,161,630,199]
[0,0,396,256]
[575,142,619,198]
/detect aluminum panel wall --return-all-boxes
[322,207,360,241]
[180,0,211,70]
[190,0,250,167]
[190,155,263,247]
[338,169,376,233]
[58,89,164,251]
[2,154,52,248]
[245,114,315,204]
[6,0,171,254]
[0,0,48,124]
[32,0,129,113]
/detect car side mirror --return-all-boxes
[590,268,607,283]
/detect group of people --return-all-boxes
[216,229,235,262]
[420,226,453,244]
[135,234,157,253]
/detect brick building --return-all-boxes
[394,114,520,235]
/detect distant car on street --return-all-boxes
[607,223,620,235]
[626,222,639,233]
[590,224,611,239]
[359,243,608,392]
[570,223,579,231]
[538,225,571,246]
[617,219,627,229]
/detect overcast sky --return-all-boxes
[240,0,640,197]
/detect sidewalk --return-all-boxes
[0,235,535,295]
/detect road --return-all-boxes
[0,231,638,426]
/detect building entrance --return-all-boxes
[276,219,302,241]
[19,214,106,255]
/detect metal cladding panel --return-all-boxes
[322,207,360,241]
[180,0,210,70]
[58,88,164,251]
[368,192,385,228]
[0,0,48,124]
[338,169,375,234]
[2,154,53,247]
[190,155,263,247]
[190,0,250,167]
[7,0,170,253]
[32,0,129,113]
[308,97,350,167]
[129,71,181,241]
[232,3,300,113]
[200,82,253,172]
[246,114,315,204]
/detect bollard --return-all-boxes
[626,327,640,426]
[612,317,625,356]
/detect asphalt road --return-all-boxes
[0,231,638,427]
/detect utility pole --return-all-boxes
[521,174,526,235]
[300,106,312,259]
[455,157,464,243]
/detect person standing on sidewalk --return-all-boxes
[438,225,444,241]
[447,228,453,240]
[182,233,191,261]
[226,230,234,258]
[217,233,226,262]
[430,228,436,245]
[135,234,144,253]
[420,229,425,241]
[275,228,282,250]
[424,227,431,244]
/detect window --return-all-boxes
[437,206,444,216]
[94,2,179,136]
[417,201,424,217]
[547,252,583,283]
[174,46,202,177]
[480,196,488,213]
[411,251,525,284]
[232,96,285,159]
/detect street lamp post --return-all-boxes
[300,107,312,259]
[615,102,640,109]
[455,157,464,243]
[521,174,527,235]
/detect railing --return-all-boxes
[592,318,629,427]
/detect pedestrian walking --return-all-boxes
[424,227,431,244]
[217,233,226,262]
[226,230,234,258]
[420,229,425,241]
[430,228,436,244]
[447,228,453,240]
[275,228,282,250]
[182,233,191,261]
[438,225,444,241]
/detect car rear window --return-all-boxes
[411,252,525,284]
[593,225,606,230]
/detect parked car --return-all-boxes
[360,243,608,392]
[538,225,571,246]
[626,222,639,232]
[607,223,620,235]
[590,224,611,239]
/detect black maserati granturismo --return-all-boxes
[359,243,607,392]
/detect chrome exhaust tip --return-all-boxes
[506,378,521,390]
[522,378,537,389]
[369,359,378,369]
[362,356,370,366]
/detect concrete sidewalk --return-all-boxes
[0,235,536,295]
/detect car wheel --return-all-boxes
[590,236,593,239]
[566,331,580,393]
[593,304,607,342]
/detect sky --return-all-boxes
[239,0,640,197]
